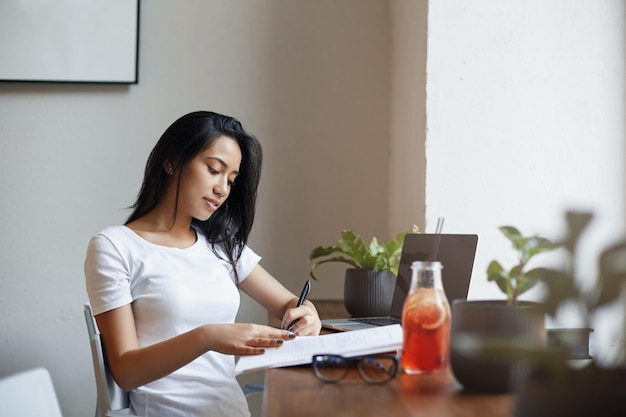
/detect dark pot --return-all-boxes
[343,269,397,317]
[515,364,626,417]
[547,327,593,360]
[450,300,546,393]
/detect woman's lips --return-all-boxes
[204,197,220,211]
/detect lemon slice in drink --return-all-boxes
[405,289,447,330]
[414,299,447,330]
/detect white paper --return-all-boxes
[234,324,403,375]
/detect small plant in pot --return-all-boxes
[308,226,418,317]
[450,225,558,393]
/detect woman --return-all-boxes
[85,111,321,416]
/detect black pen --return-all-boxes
[283,279,311,330]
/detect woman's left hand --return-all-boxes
[281,301,321,336]
[239,264,323,336]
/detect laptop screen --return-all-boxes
[388,234,479,319]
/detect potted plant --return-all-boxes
[514,211,626,417]
[450,225,557,393]
[308,226,418,317]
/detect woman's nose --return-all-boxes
[214,177,228,196]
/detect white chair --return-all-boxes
[0,367,64,417]
[84,304,263,417]
[242,381,264,396]
[83,304,130,417]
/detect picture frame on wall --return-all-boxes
[0,0,140,84]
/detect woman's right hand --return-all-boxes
[205,323,296,355]
[96,306,297,391]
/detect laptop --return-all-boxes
[321,233,479,331]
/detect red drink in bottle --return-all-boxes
[401,261,451,374]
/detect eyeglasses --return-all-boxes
[312,354,398,384]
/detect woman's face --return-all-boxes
[177,135,242,222]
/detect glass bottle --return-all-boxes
[401,261,451,374]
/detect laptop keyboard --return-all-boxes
[348,317,401,326]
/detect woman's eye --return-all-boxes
[208,166,218,175]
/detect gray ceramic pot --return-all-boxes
[450,300,547,393]
[516,364,626,417]
[343,269,397,317]
[547,327,593,360]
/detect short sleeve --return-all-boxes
[84,233,133,316]
[236,245,262,283]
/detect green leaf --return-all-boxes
[376,231,407,273]
[308,245,345,261]
[309,256,360,280]
[368,236,383,256]
[499,226,526,251]
[486,260,504,281]
[487,261,509,295]
[515,272,538,297]
[339,230,370,267]
[509,264,523,278]
[524,236,557,260]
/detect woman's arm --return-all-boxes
[95,304,294,391]
[239,264,322,336]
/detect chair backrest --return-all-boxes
[0,367,64,417]
[83,304,130,417]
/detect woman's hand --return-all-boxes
[239,265,323,336]
[281,301,322,336]
[205,323,296,355]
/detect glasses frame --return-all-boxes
[311,354,399,384]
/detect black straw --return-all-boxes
[428,217,445,261]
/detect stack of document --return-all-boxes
[234,324,402,375]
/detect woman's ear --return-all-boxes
[163,160,175,175]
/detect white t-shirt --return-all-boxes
[84,225,261,417]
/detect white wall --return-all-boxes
[0,1,390,416]
[425,0,626,363]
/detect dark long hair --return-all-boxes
[126,111,262,283]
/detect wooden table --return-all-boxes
[262,300,516,417]
[262,366,515,417]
